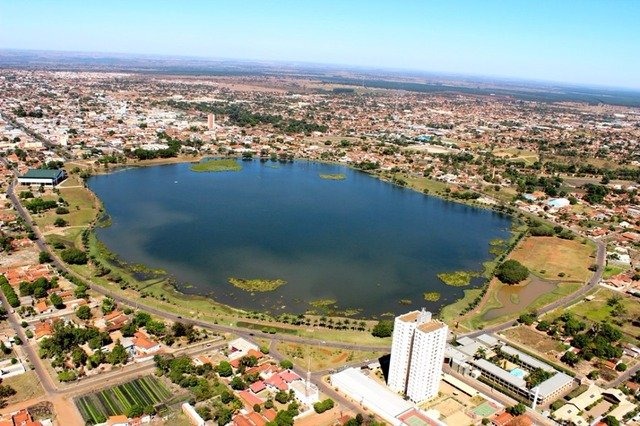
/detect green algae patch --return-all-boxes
[228,277,286,292]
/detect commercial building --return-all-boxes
[330,368,444,426]
[388,309,448,403]
[17,168,66,186]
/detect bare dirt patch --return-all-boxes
[501,325,566,357]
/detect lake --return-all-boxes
[88,160,512,317]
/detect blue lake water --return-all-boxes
[88,160,512,317]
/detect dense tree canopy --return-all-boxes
[495,259,529,284]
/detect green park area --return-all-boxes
[443,235,595,331]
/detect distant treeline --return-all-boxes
[322,77,640,107]
[167,100,327,134]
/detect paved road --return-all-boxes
[0,290,57,394]
[464,239,607,339]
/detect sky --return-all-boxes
[1,0,640,89]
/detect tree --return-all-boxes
[279,359,294,369]
[60,248,88,265]
[75,305,92,320]
[230,376,247,390]
[506,403,526,416]
[602,415,620,426]
[53,217,67,227]
[275,390,290,404]
[133,311,151,326]
[220,390,234,404]
[49,293,64,309]
[71,346,88,367]
[536,320,551,332]
[0,385,16,398]
[57,370,77,382]
[615,362,627,372]
[121,321,138,337]
[101,297,116,314]
[145,320,166,336]
[561,351,580,366]
[38,251,51,264]
[215,361,233,377]
[125,405,143,418]
[495,260,529,284]
[107,341,129,365]
[371,320,394,338]
[215,407,233,426]
[313,398,335,413]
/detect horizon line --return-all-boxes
[2,47,640,93]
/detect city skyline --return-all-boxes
[1,0,640,89]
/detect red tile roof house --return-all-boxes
[132,331,160,356]
[34,320,54,341]
[249,380,266,394]
[237,389,264,409]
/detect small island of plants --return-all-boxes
[423,291,441,301]
[228,277,286,292]
[190,158,242,172]
[437,271,476,286]
[319,173,346,180]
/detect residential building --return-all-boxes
[388,309,448,403]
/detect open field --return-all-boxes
[75,376,172,424]
[501,325,566,356]
[0,371,45,405]
[275,342,384,372]
[509,236,595,282]
[190,158,241,172]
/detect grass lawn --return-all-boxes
[403,175,449,194]
[602,265,627,279]
[190,158,241,172]
[509,236,594,282]
[440,288,482,325]
[1,371,45,404]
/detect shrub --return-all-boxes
[313,398,335,413]
[54,217,68,227]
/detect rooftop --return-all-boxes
[19,168,64,179]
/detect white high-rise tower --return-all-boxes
[387,309,448,403]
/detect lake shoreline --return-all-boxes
[76,156,518,320]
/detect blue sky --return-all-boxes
[1,0,639,88]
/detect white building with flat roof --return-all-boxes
[388,309,448,403]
